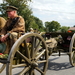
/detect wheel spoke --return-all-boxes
[23,40,30,59]
[37,60,47,64]
[12,64,27,69]
[19,66,31,75]
[29,69,35,75]
[73,47,75,49]
[30,36,35,58]
[0,64,6,73]
[17,50,31,64]
[35,67,44,74]
[6,33,48,75]
[35,49,46,60]
[34,41,42,56]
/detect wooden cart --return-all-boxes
[0,32,75,75]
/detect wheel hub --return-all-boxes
[31,59,38,67]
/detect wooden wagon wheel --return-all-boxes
[40,32,46,36]
[69,33,75,67]
[40,32,46,40]
[0,64,6,73]
[6,33,48,75]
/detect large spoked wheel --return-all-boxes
[6,33,48,75]
[0,64,6,73]
[40,32,46,40]
[69,33,75,67]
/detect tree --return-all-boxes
[73,25,75,27]
[28,16,45,32]
[33,16,45,32]
[60,26,70,32]
[45,21,61,32]
[0,0,45,32]
[0,0,32,31]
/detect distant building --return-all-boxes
[68,27,75,32]
[68,27,75,30]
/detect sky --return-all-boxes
[0,0,75,27]
[29,0,75,27]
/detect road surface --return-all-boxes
[0,53,75,75]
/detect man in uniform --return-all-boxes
[0,6,25,59]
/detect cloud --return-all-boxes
[30,0,75,27]
[0,0,2,3]
[0,0,75,27]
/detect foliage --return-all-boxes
[0,0,45,32]
[60,26,70,32]
[45,21,61,32]
[0,0,32,31]
[27,15,45,32]
[32,16,45,32]
[73,25,75,27]
[0,0,31,16]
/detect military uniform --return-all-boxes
[0,6,25,54]
[1,15,25,35]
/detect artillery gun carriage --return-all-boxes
[0,32,75,75]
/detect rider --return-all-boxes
[0,6,25,59]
